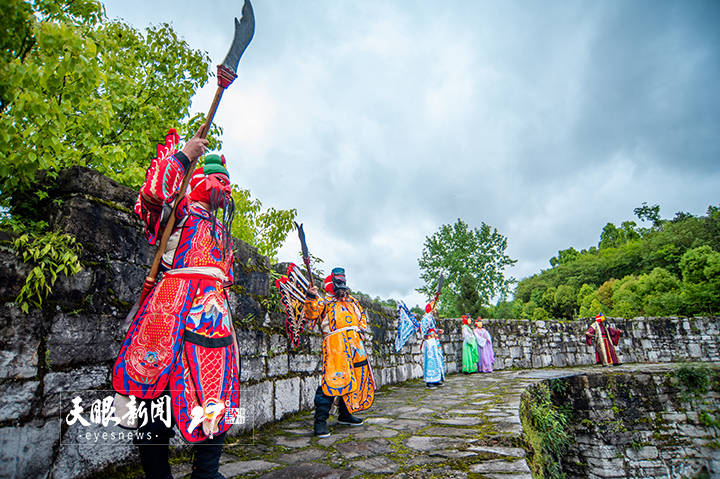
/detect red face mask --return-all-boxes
[188,173,231,206]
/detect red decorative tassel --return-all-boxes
[217,64,237,89]
[139,277,156,304]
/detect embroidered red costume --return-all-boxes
[585,313,622,366]
[112,130,240,443]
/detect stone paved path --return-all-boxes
[171,364,678,479]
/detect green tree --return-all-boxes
[610,275,642,318]
[598,223,620,250]
[1,0,214,216]
[538,287,555,312]
[636,267,682,316]
[679,246,720,314]
[417,218,516,317]
[1,0,34,109]
[521,300,538,320]
[633,202,661,227]
[488,299,521,319]
[596,278,616,311]
[532,307,550,321]
[552,284,576,319]
[679,245,717,284]
[576,283,597,318]
[230,186,296,261]
[598,221,639,249]
[549,247,579,268]
[455,274,484,317]
[514,203,720,317]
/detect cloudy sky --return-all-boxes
[103,0,720,308]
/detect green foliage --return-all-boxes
[521,382,571,479]
[352,290,399,310]
[549,247,579,268]
[513,204,720,319]
[634,202,661,227]
[1,0,215,216]
[532,307,550,321]
[304,252,326,280]
[637,267,683,316]
[552,284,576,319]
[521,300,537,320]
[417,218,516,317]
[455,274,484,317]
[486,299,523,319]
[576,283,597,318]
[673,364,711,396]
[599,221,640,249]
[610,275,642,318]
[0,0,34,109]
[257,269,283,314]
[699,410,720,430]
[678,246,720,314]
[4,219,82,313]
[230,186,297,261]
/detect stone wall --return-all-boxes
[0,167,462,479]
[0,167,717,478]
[537,365,720,478]
[485,316,720,370]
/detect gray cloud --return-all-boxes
[104,0,720,307]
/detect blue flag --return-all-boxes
[395,302,420,352]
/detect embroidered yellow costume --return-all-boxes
[304,267,375,437]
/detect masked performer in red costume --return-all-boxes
[585,313,622,366]
[112,129,240,479]
[305,267,375,437]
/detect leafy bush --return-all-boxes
[5,220,82,313]
[520,382,572,479]
[674,363,711,396]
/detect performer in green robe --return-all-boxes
[461,315,479,373]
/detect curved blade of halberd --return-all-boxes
[436,275,445,294]
[295,221,309,259]
[221,0,256,73]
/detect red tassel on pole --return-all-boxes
[139,277,156,305]
[217,64,238,89]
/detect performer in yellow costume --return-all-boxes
[305,267,375,437]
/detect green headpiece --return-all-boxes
[203,153,229,177]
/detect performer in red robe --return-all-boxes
[585,313,622,366]
[112,129,240,479]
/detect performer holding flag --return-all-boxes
[304,268,376,437]
[395,277,446,388]
[277,223,375,437]
[420,299,446,388]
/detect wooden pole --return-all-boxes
[138,85,226,304]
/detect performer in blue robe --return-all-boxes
[420,301,445,388]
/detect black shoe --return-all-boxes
[337,414,364,426]
[426,383,438,389]
[314,421,330,438]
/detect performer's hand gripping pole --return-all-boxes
[139,0,255,304]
